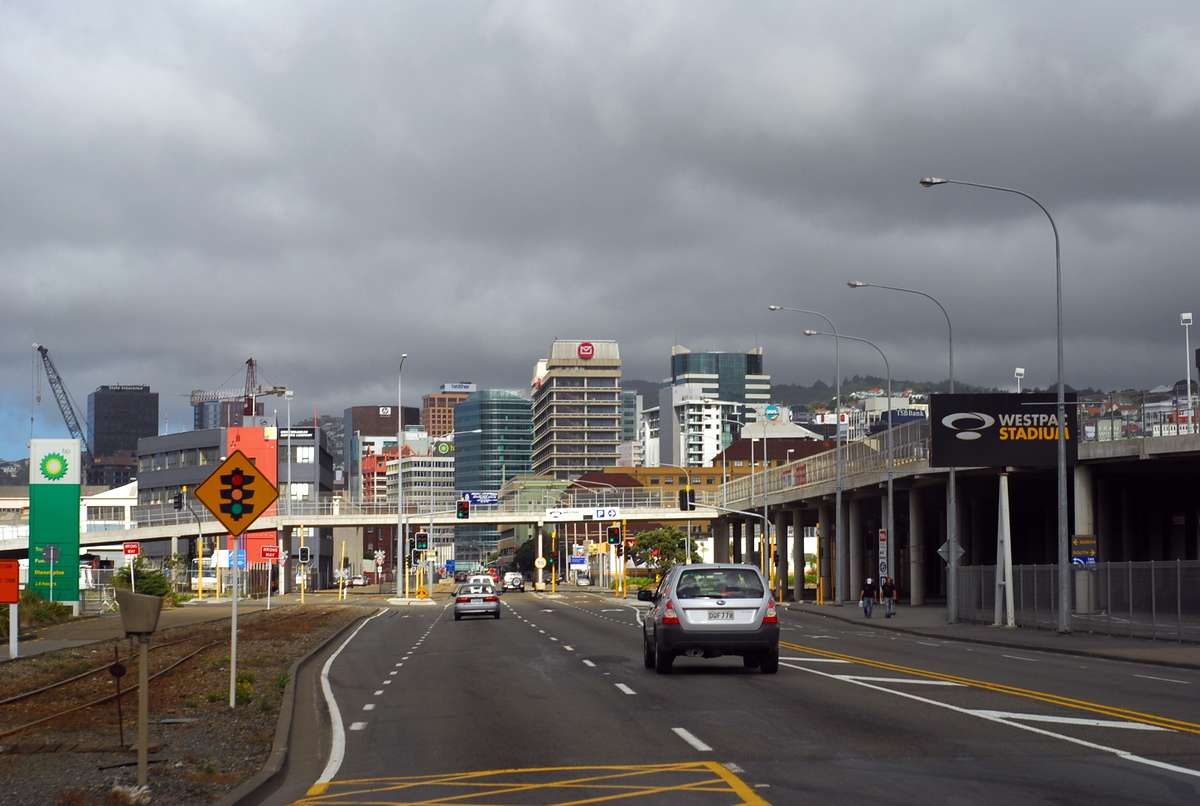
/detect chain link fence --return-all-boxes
[958,561,1200,642]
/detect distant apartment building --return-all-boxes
[531,340,622,479]
[421,383,475,438]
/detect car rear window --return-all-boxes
[674,569,764,599]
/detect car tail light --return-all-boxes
[764,598,778,624]
[456,597,470,603]
[484,596,498,602]
[662,599,679,624]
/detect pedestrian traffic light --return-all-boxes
[298,546,311,563]
[172,493,183,511]
[415,532,429,550]
[606,525,621,544]
[456,499,470,519]
[678,487,696,511]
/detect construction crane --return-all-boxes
[189,358,288,419]
[34,343,94,468]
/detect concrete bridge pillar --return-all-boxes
[849,498,863,596]
[774,508,790,600]
[909,487,925,606]
[789,507,804,602]
[713,518,730,563]
[817,502,832,603]
[732,520,743,563]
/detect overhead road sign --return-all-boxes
[193,450,279,536]
[546,507,621,522]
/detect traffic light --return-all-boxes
[172,493,183,511]
[298,546,311,563]
[606,525,621,544]
[549,551,558,565]
[219,465,256,521]
[411,548,420,565]
[456,499,470,519]
[678,487,696,511]
[415,532,429,550]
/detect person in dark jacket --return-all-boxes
[859,578,879,618]
[881,577,898,617]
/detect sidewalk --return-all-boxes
[783,600,1200,671]
[4,590,378,662]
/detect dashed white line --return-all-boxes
[615,684,636,695]
[349,722,368,731]
[582,660,596,667]
[672,727,712,752]
[362,703,376,711]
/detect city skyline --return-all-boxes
[4,3,1199,460]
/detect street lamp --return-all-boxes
[284,390,293,599]
[1183,313,1195,424]
[804,329,894,585]
[396,353,408,598]
[921,177,1069,627]
[1015,367,1025,393]
[768,306,845,604]
[921,176,1070,633]
[848,280,957,621]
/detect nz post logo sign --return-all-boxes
[194,450,279,536]
[930,393,1078,468]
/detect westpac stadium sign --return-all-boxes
[930,393,1078,468]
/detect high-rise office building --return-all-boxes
[87,385,159,486]
[421,383,475,438]
[531,340,622,479]
[344,405,419,502]
[657,346,771,468]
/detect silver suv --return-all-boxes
[638,564,779,674]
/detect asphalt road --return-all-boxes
[257,591,1200,806]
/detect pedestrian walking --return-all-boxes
[859,577,879,618]
[881,577,898,617]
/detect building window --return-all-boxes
[87,506,125,521]
[295,446,315,464]
[650,477,659,485]
[734,460,744,467]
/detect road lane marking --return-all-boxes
[782,657,849,663]
[971,711,1169,730]
[362,703,375,710]
[615,684,637,695]
[348,722,367,731]
[672,727,713,752]
[1134,674,1190,684]
[374,690,383,695]
[780,640,1200,734]
[836,676,963,686]
[1002,654,1038,662]
[582,660,596,667]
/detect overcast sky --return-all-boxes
[4,1,1199,459]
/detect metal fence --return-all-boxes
[958,561,1200,642]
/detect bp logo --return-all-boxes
[40,452,68,481]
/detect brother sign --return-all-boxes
[930,393,1078,468]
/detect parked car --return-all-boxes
[638,564,779,675]
[454,583,500,620]
[348,575,367,587]
[502,572,525,592]
[576,576,592,586]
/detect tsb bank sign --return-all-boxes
[930,393,1078,468]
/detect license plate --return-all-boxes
[707,610,734,621]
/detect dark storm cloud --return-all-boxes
[4,1,1200,457]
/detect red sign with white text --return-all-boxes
[123,542,140,556]
[260,545,280,561]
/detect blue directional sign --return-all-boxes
[464,491,499,505]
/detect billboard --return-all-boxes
[930,393,1078,468]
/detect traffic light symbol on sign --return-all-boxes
[606,525,621,544]
[456,500,470,519]
[415,532,429,550]
[220,466,256,521]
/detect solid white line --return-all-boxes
[615,683,637,695]
[315,608,389,785]
[1134,674,1190,685]
[672,727,712,752]
[970,711,1169,730]
[782,658,850,663]
[838,676,963,686]
[1002,654,1039,662]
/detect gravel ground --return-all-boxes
[0,604,373,806]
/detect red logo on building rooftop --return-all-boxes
[578,342,595,359]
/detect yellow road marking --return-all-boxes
[297,762,773,805]
[781,640,1200,734]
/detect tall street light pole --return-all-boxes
[920,176,1070,633]
[396,353,409,598]
[1183,313,1195,422]
[804,330,893,586]
[848,281,957,622]
[768,306,845,604]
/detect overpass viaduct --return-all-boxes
[716,421,1200,608]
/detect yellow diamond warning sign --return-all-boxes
[193,450,279,536]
